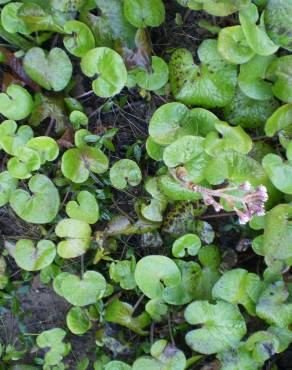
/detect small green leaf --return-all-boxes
[124,0,165,28]
[0,171,18,206]
[66,307,92,335]
[0,84,33,120]
[10,174,60,224]
[110,159,142,190]
[7,147,41,179]
[14,239,56,271]
[104,361,131,370]
[265,104,292,137]
[26,137,59,164]
[109,258,136,290]
[266,56,292,103]
[262,154,292,194]
[64,20,95,57]
[66,191,99,224]
[24,47,73,92]
[1,2,29,34]
[81,47,127,98]
[185,300,247,354]
[172,234,201,258]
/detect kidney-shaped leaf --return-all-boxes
[124,0,165,28]
[135,255,181,299]
[26,136,59,164]
[110,159,142,189]
[14,239,56,271]
[185,300,247,354]
[262,154,292,194]
[0,120,33,156]
[172,234,201,258]
[64,20,95,57]
[265,104,292,137]
[81,47,127,98]
[0,84,33,120]
[7,146,41,179]
[9,174,60,224]
[66,191,99,224]
[66,306,92,335]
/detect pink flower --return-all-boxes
[239,181,251,192]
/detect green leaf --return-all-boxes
[7,146,41,179]
[169,40,237,108]
[266,56,292,103]
[109,258,136,290]
[135,255,181,299]
[224,87,279,128]
[24,47,72,92]
[14,239,56,272]
[239,3,279,56]
[104,361,131,370]
[163,136,205,167]
[265,104,292,137]
[0,171,18,207]
[158,174,201,201]
[110,159,142,189]
[172,234,201,258]
[56,271,106,306]
[0,84,33,120]
[130,56,169,91]
[55,219,92,259]
[64,20,95,57]
[262,154,292,194]
[69,110,88,129]
[81,47,127,98]
[212,268,261,315]
[124,0,165,28]
[245,331,280,363]
[26,137,59,164]
[238,55,275,101]
[264,0,292,51]
[256,281,292,327]
[66,307,92,335]
[146,137,164,161]
[61,146,109,183]
[66,191,99,224]
[105,298,151,335]
[218,26,254,65]
[202,0,250,16]
[0,122,34,156]
[1,2,29,34]
[10,174,60,224]
[218,345,260,370]
[185,300,247,354]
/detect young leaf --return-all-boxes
[172,234,201,258]
[66,191,99,224]
[0,84,33,120]
[24,47,73,92]
[81,47,127,98]
[7,146,41,179]
[66,307,92,335]
[110,159,142,189]
[109,258,136,290]
[185,300,247,354]
[0,120,32,156]
[64,20,95,57]
[26,137,59,164]
[14,239,56,272]
[9,174,60,224]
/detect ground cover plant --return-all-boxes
[0,0,292,369]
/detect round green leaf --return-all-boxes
[110,159,142,189]
[24,47,73,91]
[61,146,109,183]
[135,255,181,299]
[0,84,33,120]
[69,110,88,129]
[262,154,292,194]
[0,121,33,156]
[64,20,95,57]
[146,137,164,161]
[10,174,60,224]
[163,135,205,168]
[66,191,99,224]
[238,55,275,101]
[7,147,41,179]
[66,307,92,335]
[185,300,247,354]
[26,137,59,164]
[124,0,165,28]
[266,56,292,103]
[104,361,131,370]
[55,218,92,259]
[239,3,279,56]
[14,239,56,271]
[0,171,18,206]
[131,56,169,91]
[169,40,237,108]
[218,26,255,65]
[59,271,106,306]
[264,0,292,51]
[265,104,292,137]
[1,2,29,34]
[81,47,127,98]
[172,234,201,258]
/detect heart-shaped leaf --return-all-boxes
[262,154,292,194]
[264,0,292,51]
[81,47,127,98]
[56,270,106,306]
[172,234,201,258]
[55,219,92,259]
[14,239,56,271]
[110,159,142,189]
[66,191,99,224]
[266,56,292,103]
[238,55,275,101]
[10,174,60,224]
[109,258,136,290]
[63,20,95,57]
[61,146,109,183]
[24,47,73,91]
[66,307,92,335]
[0,84,33,120]
[158,174,201,201]
[169,40,237,108]
[26,137,59,164]
[7,146,41,179]
[1,2,29,34]
[135,255,181,299]
[163,136,205,167]
[265,104,292,137]
[239,3,279,56]
[0,121,33,156]
[0,171,18,206]
[218,26,255,65]
[124,0,165,28]
[185,300,247,354]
